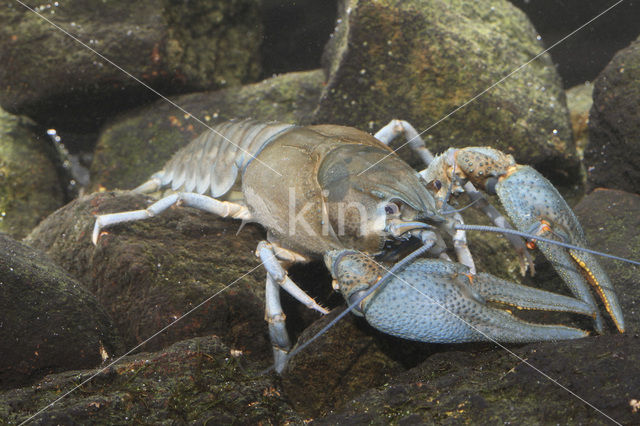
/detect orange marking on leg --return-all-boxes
[503,165,519,179]
[539,220,552,233]
[569,252,624,333]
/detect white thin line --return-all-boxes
[13,0,282,178]
[358,251,621,425]
[358,0,626,176]
[19,260,267,425]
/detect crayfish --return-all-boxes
[92,119,624,372]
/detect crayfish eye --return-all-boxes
[428,179,442,191]
[384,202,400,216]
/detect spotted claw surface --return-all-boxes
[495,165,624,334]
[326,251,592,343]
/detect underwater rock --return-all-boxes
[0,0,262,132]
[89,70,324,191]
[509,1,640,87]
[314,0,579,183]
[0,336,302,424]
[585,35,640,194]
[0,107,65,239]
[314,334,639,424]
[260,0,337,76]
[25,192,273,359]
[0,233,121,390]
[566,82,594,159]
[282,311,405,417]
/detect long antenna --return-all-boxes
[455,224,640,266]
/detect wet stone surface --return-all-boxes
[0,336,302,424]
[314,335,640,424]
[25,191,273,360]
[0,0,262,132]
[314,0,579,182]
[0,107,65,239]
[585,35,640,194]
[566,82,594,160]
[0,233,121,390]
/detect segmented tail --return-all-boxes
[151,119,294,198]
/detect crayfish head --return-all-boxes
[318,144,445,253]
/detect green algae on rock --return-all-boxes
[0,0,262,132]
[314,0,579,182]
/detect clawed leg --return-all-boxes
[92,192,251,244]
[375,119,531,275]
[257,240,329,372]
[374,119,435,165]
[432,146,624,333]
[495,168,624,333]
[327,251,591,344]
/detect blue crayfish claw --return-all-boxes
[495,165,624,334]
[325,250,592,343]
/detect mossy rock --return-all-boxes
[315,334,639,424]
[0,233,122,390]
[314,0,579,183]
[0,336,301,424]
[585,35,640,194]
[25,192,273,359]
[0,0,262,132]
[566,82,594,160]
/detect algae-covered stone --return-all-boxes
[566,82,593,159]
[282,311,407,416]
[0,336,302,424]
[0,233,121,390]
[0,0,262,132]
[0,107,64,238]
[89,69,324,191]
[25,191,274,358]
[314,0,578,181]
[585,36,640,194]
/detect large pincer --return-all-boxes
[325,251,592,343]
[494,165,624,333]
